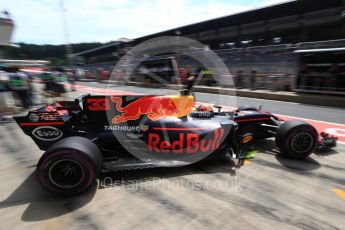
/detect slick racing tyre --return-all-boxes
[275,120,318,159]
[37,136,102,195]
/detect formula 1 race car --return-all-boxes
[14,92,337,195]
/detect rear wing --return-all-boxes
[13,100,82,150]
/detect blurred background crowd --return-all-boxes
[0,66,76,122]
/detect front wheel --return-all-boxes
[275,120,318,159]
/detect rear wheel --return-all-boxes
[37,137,102,195]
[275,120,318,159]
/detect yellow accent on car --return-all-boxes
[242,135,253,144]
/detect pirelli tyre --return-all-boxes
[275,120,318,159]
[36,136,102,195]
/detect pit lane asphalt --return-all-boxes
[75,81,345,125]
[0,85,344,229]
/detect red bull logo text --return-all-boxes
[148,129,225,154]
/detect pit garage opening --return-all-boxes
[294,47,345,95]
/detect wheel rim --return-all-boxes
[291,132,314,154]
[48,159,85,189]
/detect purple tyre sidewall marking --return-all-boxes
[37,150,96,194]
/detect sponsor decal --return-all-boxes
[39,113,61,121]
[148,128,224,154]
[28,113,39,122]
[111,96,194,124]
[104,125,149,132]
[242,135,253,144]
[32,126,63,141]
[197,112,212,117]
[87,97,110,111]
[140,125,149,132]
[28,113,62,122]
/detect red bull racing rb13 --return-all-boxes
[14,92,337,195]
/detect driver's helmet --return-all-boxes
[196,104,213,112]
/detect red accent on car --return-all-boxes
[235,117,271,123]
[152,127,209,131]
[19,122,65,126]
